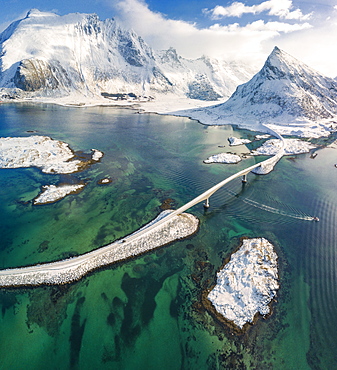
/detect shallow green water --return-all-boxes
[0,103,336,369]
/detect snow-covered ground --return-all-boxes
[251,138,315,156]
[171,105,337,138]
[97,178,112,185]
[255,134,270,140]
[208,238,279,329]
[0,135,104,174]
[204,153,241,164]
[33,184,85,205]
[228,136,251,146]
[91,149,104,161]
[0,136,81,174]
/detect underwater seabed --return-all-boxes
[0,103,336,368]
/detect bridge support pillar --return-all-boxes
[203,198,210,209]
[242,174,247,183]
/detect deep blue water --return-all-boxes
[0,103,336,369]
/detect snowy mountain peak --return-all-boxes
[157,47,181,65]
[190,46,337,137]
[0,9,254,101]
[261,45,319,81]
[26,9,57,18]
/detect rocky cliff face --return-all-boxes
[13,59,74,92]
[0,9,253,100]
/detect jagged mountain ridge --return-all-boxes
[203,47,337,123]
[0,9,254,100]
[156,48,252,101]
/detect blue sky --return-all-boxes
[1,0,337,76]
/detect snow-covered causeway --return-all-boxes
[208,238,279,329]
[0,211,199,287]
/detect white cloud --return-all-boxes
[265,17,337,77]
[210,20,311,34]
[104,0,336,77]
[205,0,312,21]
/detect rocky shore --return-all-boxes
[0,210,199,287]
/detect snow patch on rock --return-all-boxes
[208,237,279,329]
[228,136,251,146]
[0,135,92,174]
[33,184,85,204]
[91,149,104,161]
[204,153,241,164]
[255,134,270,140]
[251,138,315,156]
[0,136,84,173]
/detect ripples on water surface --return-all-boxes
[0,103,336,369]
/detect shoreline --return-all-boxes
[2,96,336,139]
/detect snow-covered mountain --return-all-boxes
[3,10,335,138]
[0,9,254,101]
[182,47,337,137]
[155,48,253,101]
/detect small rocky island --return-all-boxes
[0,135,100,173]
[207,238,279,330]
[0,135,104,203]
[33,184,86,205]
[203,137,316,174]
[204,153,242,164]
[228,136,251,146]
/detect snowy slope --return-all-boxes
[182,47,337,137]
[155,48,254,100]
[0,9,253,101]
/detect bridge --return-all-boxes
[124,125,285,234]
[0,125,286,287]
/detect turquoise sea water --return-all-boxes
[0,103,336,369]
